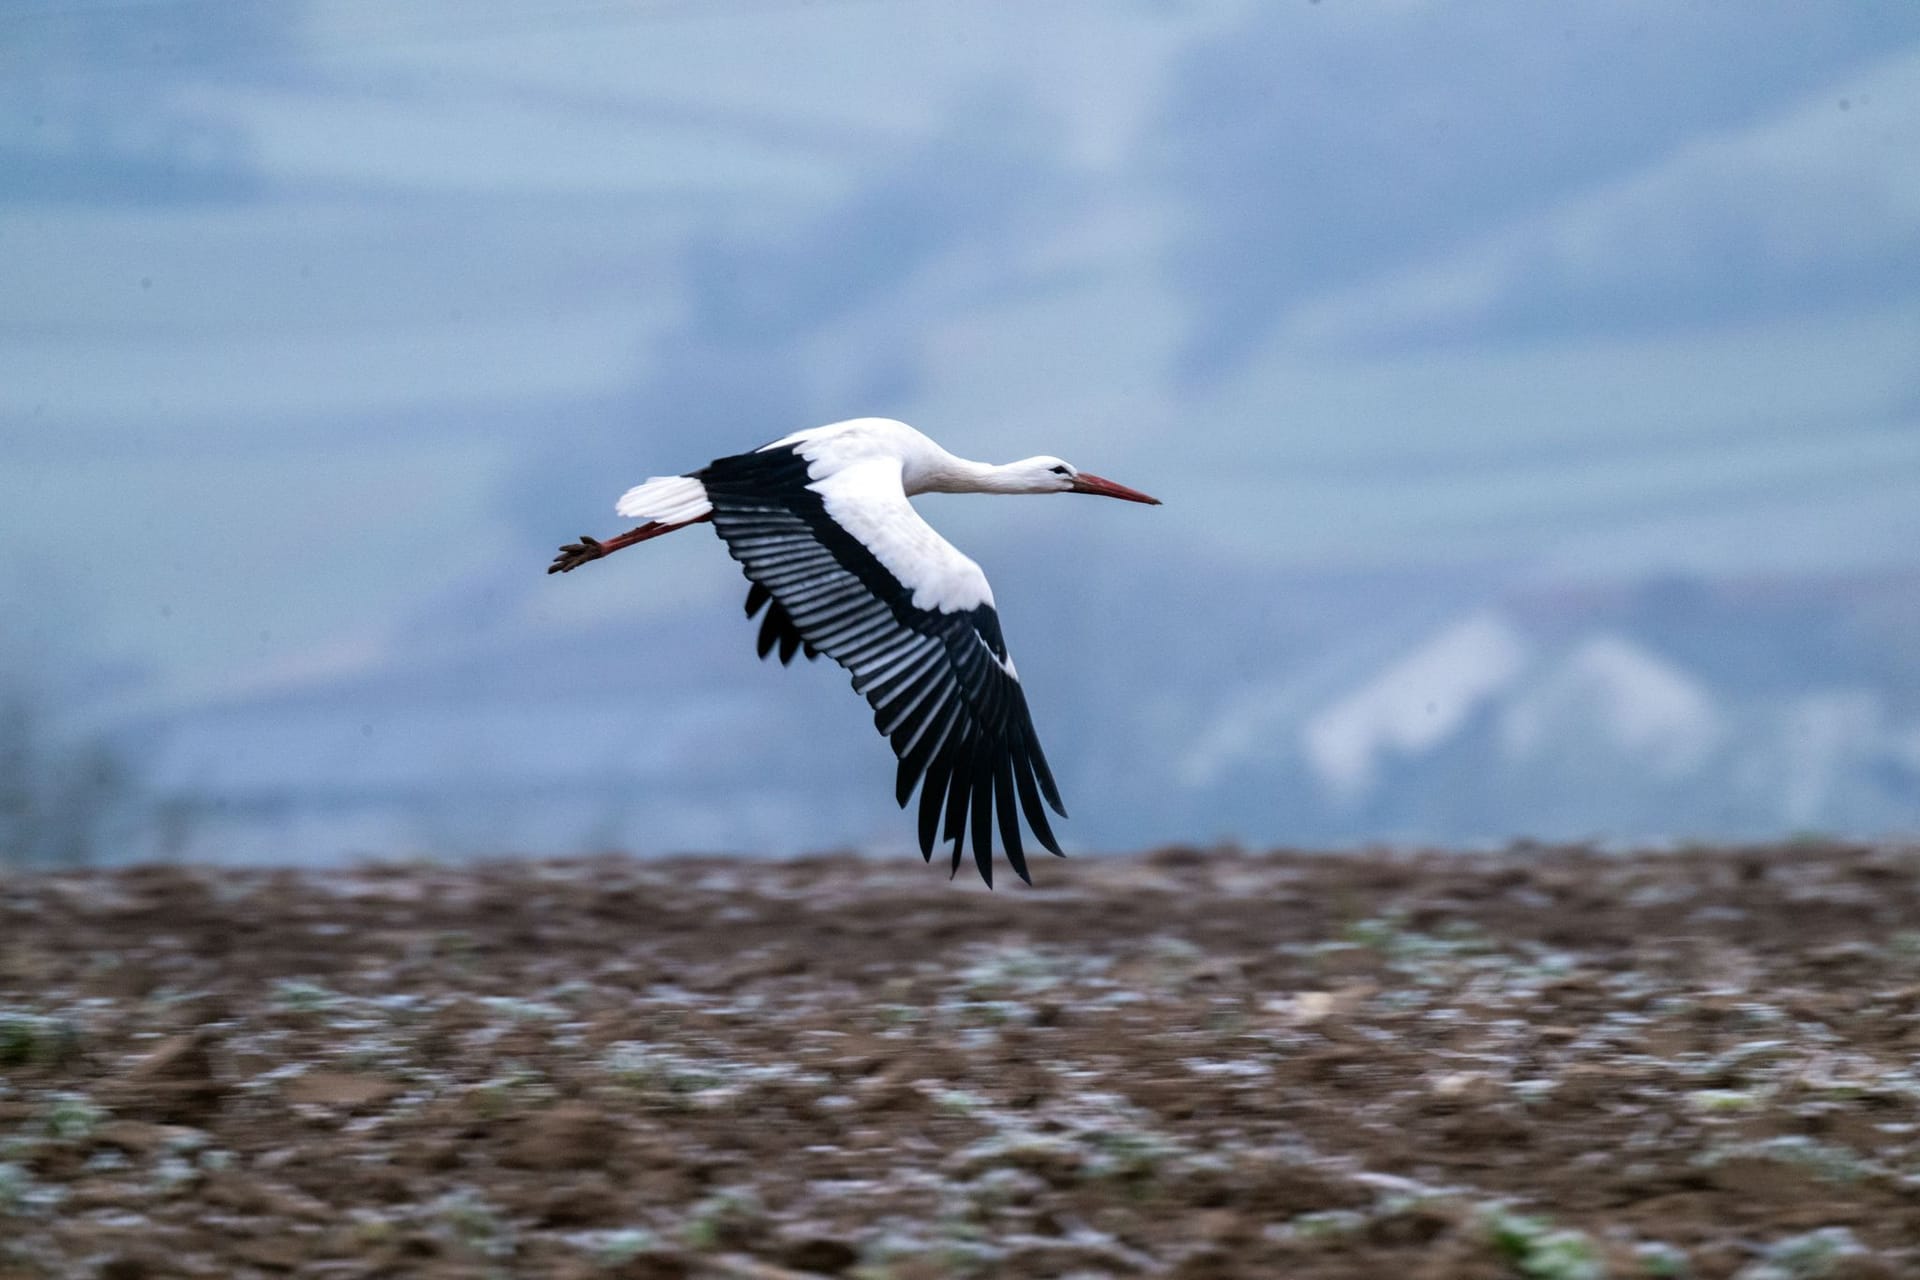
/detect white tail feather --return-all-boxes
[615,475,712,524]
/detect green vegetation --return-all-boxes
[40,1093,103,1142]
[681,1188,764,1252]
[0,1010,80,1068]
[432,1188,514,1259]
[1485,1209,1605,1280]
[1737,1227,1868,1279]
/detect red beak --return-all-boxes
[1069,472,1161,505]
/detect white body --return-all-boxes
[616,418,1054,615]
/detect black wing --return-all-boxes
[700,445,1066,886]
[744,581,820,666]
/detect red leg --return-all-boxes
[547,513,711,574]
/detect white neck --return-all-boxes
[910,453,1027,495]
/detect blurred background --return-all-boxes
[4,0,1918,864]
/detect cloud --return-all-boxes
[1280,50,1920,349]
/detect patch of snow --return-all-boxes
[1501,634,1722,778]
[1304,612,1531,803]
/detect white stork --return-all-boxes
[547,417,1159,886]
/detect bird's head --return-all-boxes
[1004,456,1161,504]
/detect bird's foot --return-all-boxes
[547,535,606,574]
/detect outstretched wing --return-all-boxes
[700,444,1066,886]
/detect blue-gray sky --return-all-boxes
[4,1,1919,857]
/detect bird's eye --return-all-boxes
[1049,465,1071,476]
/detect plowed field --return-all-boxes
[4,843,1919,1278]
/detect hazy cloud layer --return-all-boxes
[4,0,1917,855]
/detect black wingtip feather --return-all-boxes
[1028,730,1067,818]
[890,702,959,809]
[943,748,972,875]
[919,750,953,860]
[994,756,1030,885]
[943,736,971,844]
[1013,731,1065,857]
[970,747,995,888]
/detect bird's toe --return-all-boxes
[547,536,605,574]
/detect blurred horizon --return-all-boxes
[4,0,1919,862]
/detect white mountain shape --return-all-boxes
[1303,611,1532,803]
[1498,634,1723,780]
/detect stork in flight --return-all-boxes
[547,417,1159,886]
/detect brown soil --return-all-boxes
[3,842,1919,1278]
